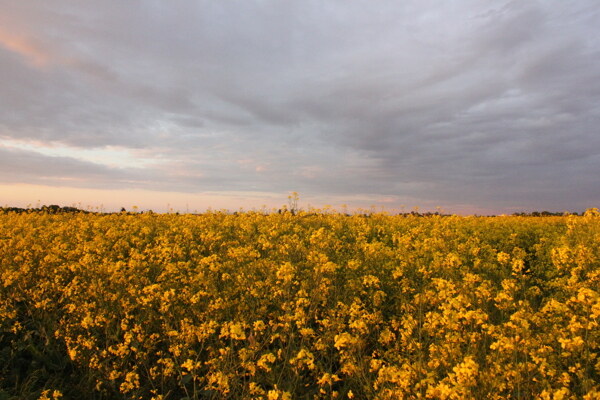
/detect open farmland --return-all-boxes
[0,209,599,399]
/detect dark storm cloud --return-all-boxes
[0,0,598,212]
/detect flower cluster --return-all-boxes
[0,208,598,398]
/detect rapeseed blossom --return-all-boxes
[0,208,598,398]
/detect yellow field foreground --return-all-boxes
[0,209,598,399]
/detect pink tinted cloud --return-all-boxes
[0,28,51,67]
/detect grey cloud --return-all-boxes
[0,0,598,212]
[0,147,156,188]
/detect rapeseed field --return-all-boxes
[0,209,598,399]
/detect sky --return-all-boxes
[1,1,599,214]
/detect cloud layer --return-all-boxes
[1,1,599,213]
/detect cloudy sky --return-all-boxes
[1,1,599,214]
